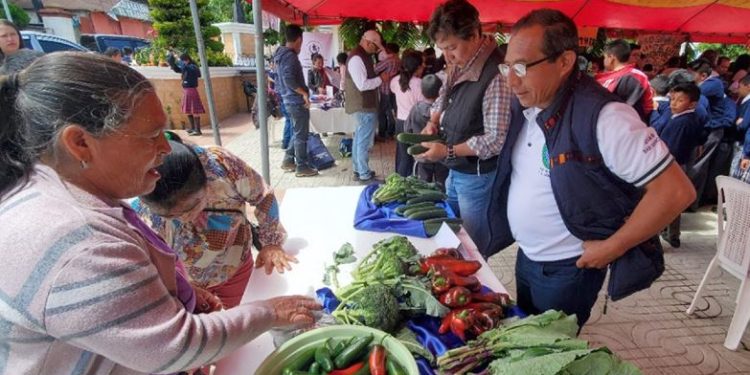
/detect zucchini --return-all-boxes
[423,217,463,225]
[407,144,428,156]
[397,133,442,145]
[407,208,448,220]
[406,192,447,205]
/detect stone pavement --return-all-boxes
[212,112,750,374]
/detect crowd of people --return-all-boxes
[1,0,749,372]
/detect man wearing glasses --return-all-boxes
[485,9,696,329]
[417,0,511,249]
[344,29,389,182]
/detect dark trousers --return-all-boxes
[395,119,414,177]
[377,92,396,138]
[283,103,310,168]
[516,249,606,330]
[416,162,449,190]
[689,128,732,208]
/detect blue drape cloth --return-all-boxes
[316,287,525,375]
[353,184,456,238]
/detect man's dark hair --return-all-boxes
[385,43,400,55]
[311,53,323,62]
[421,74,442,100]
[511,9,578,61]
[669,82,701,103]
[123,47,133,55]
[690,59,713,76]
[650,74,670,96]
[423,47,436,57]
[336,52,348,64]
[427,0,481,42]
[665,56,681,68]
[285,24,303,43]
[739,74,750,86]
[604,39,631,63]
[668,69,696,89]
[103,47,121,58]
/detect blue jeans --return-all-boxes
[445,168,496,249]
[283,103,310,169]
[352,112,377,179]
[280,98,293,149]
[516,249,606,330]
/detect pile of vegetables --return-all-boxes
[396,133,444,156]
[281,334,409,375]
[420,249,512,342]
[436,310,642,375]
[371,173,462,236]
[371,173,445,205]
[332,237,449,333]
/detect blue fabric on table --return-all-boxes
[353,184,456,238]
[316,286,524,375]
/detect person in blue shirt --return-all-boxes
[732,75,750,182]
[649,74,671,131]
[658,83,706,247]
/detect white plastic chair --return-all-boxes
[686,176,750,350]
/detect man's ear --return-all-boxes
[58,125,94,164]
[559,50,578,77]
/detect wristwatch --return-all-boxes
[446,144,456,161]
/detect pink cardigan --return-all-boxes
[0,165,276,374]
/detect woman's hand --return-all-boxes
[256,245,298,275]
[264,295,321,328]
[193,284,224,314]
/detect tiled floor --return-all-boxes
[211,112,750,374]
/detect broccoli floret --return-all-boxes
[333,283,402,333]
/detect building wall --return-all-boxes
[120,17,151,39]
[79,15,95,34]
[136,67,257,129]
[90,12,121,34]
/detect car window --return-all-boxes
[21,36,32,49]
[79,36,97,51]
[99,38,130,51]
[38,39,82,53]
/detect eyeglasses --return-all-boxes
[498,54,557,78]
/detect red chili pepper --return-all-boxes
[369,344,386,375]
[432,266,482,293]
[422,258,481,276]
[431,247,463,259]
[470,292,512,307]
[328,361,365,375]
[450,309,473,341]
[439,286,472,308]
[439,310,455,334]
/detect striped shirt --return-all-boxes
[433,36,512,160]
[0,165,276,375]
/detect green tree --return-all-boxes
[696,43,749,60]
[0,3,31,28]
[149,0,230,66]
[339,18,428,51]
[206,0,253,23]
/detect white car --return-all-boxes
[20,31,89,53]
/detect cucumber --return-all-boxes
[407,208,448,220]
[406,192,447,205]
[423,217,463,225]
[403,204,438,217]
[407,144,428,155]
[397,133,442,145]
[396,202,433,216]
[282,346,317,374]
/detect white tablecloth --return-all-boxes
[309,107,357,134]
[214,186,506,375]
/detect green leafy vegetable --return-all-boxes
[395,326,436,365]
[322,243,358,289]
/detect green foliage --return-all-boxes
[696,43,749,60]
[339,18,430,51]
[206,0,253,23]
[149,0,231,66]
[0,3,30,28]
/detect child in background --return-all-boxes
[659,82,706,247]
[649,74,671,131]
[404,74,449,188]
[731,75,750,182]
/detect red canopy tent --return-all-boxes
[258,0,750,44]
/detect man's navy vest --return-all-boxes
[485,70,665,301]
[440,48,502,174]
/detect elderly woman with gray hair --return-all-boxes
[0,52,319,375]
